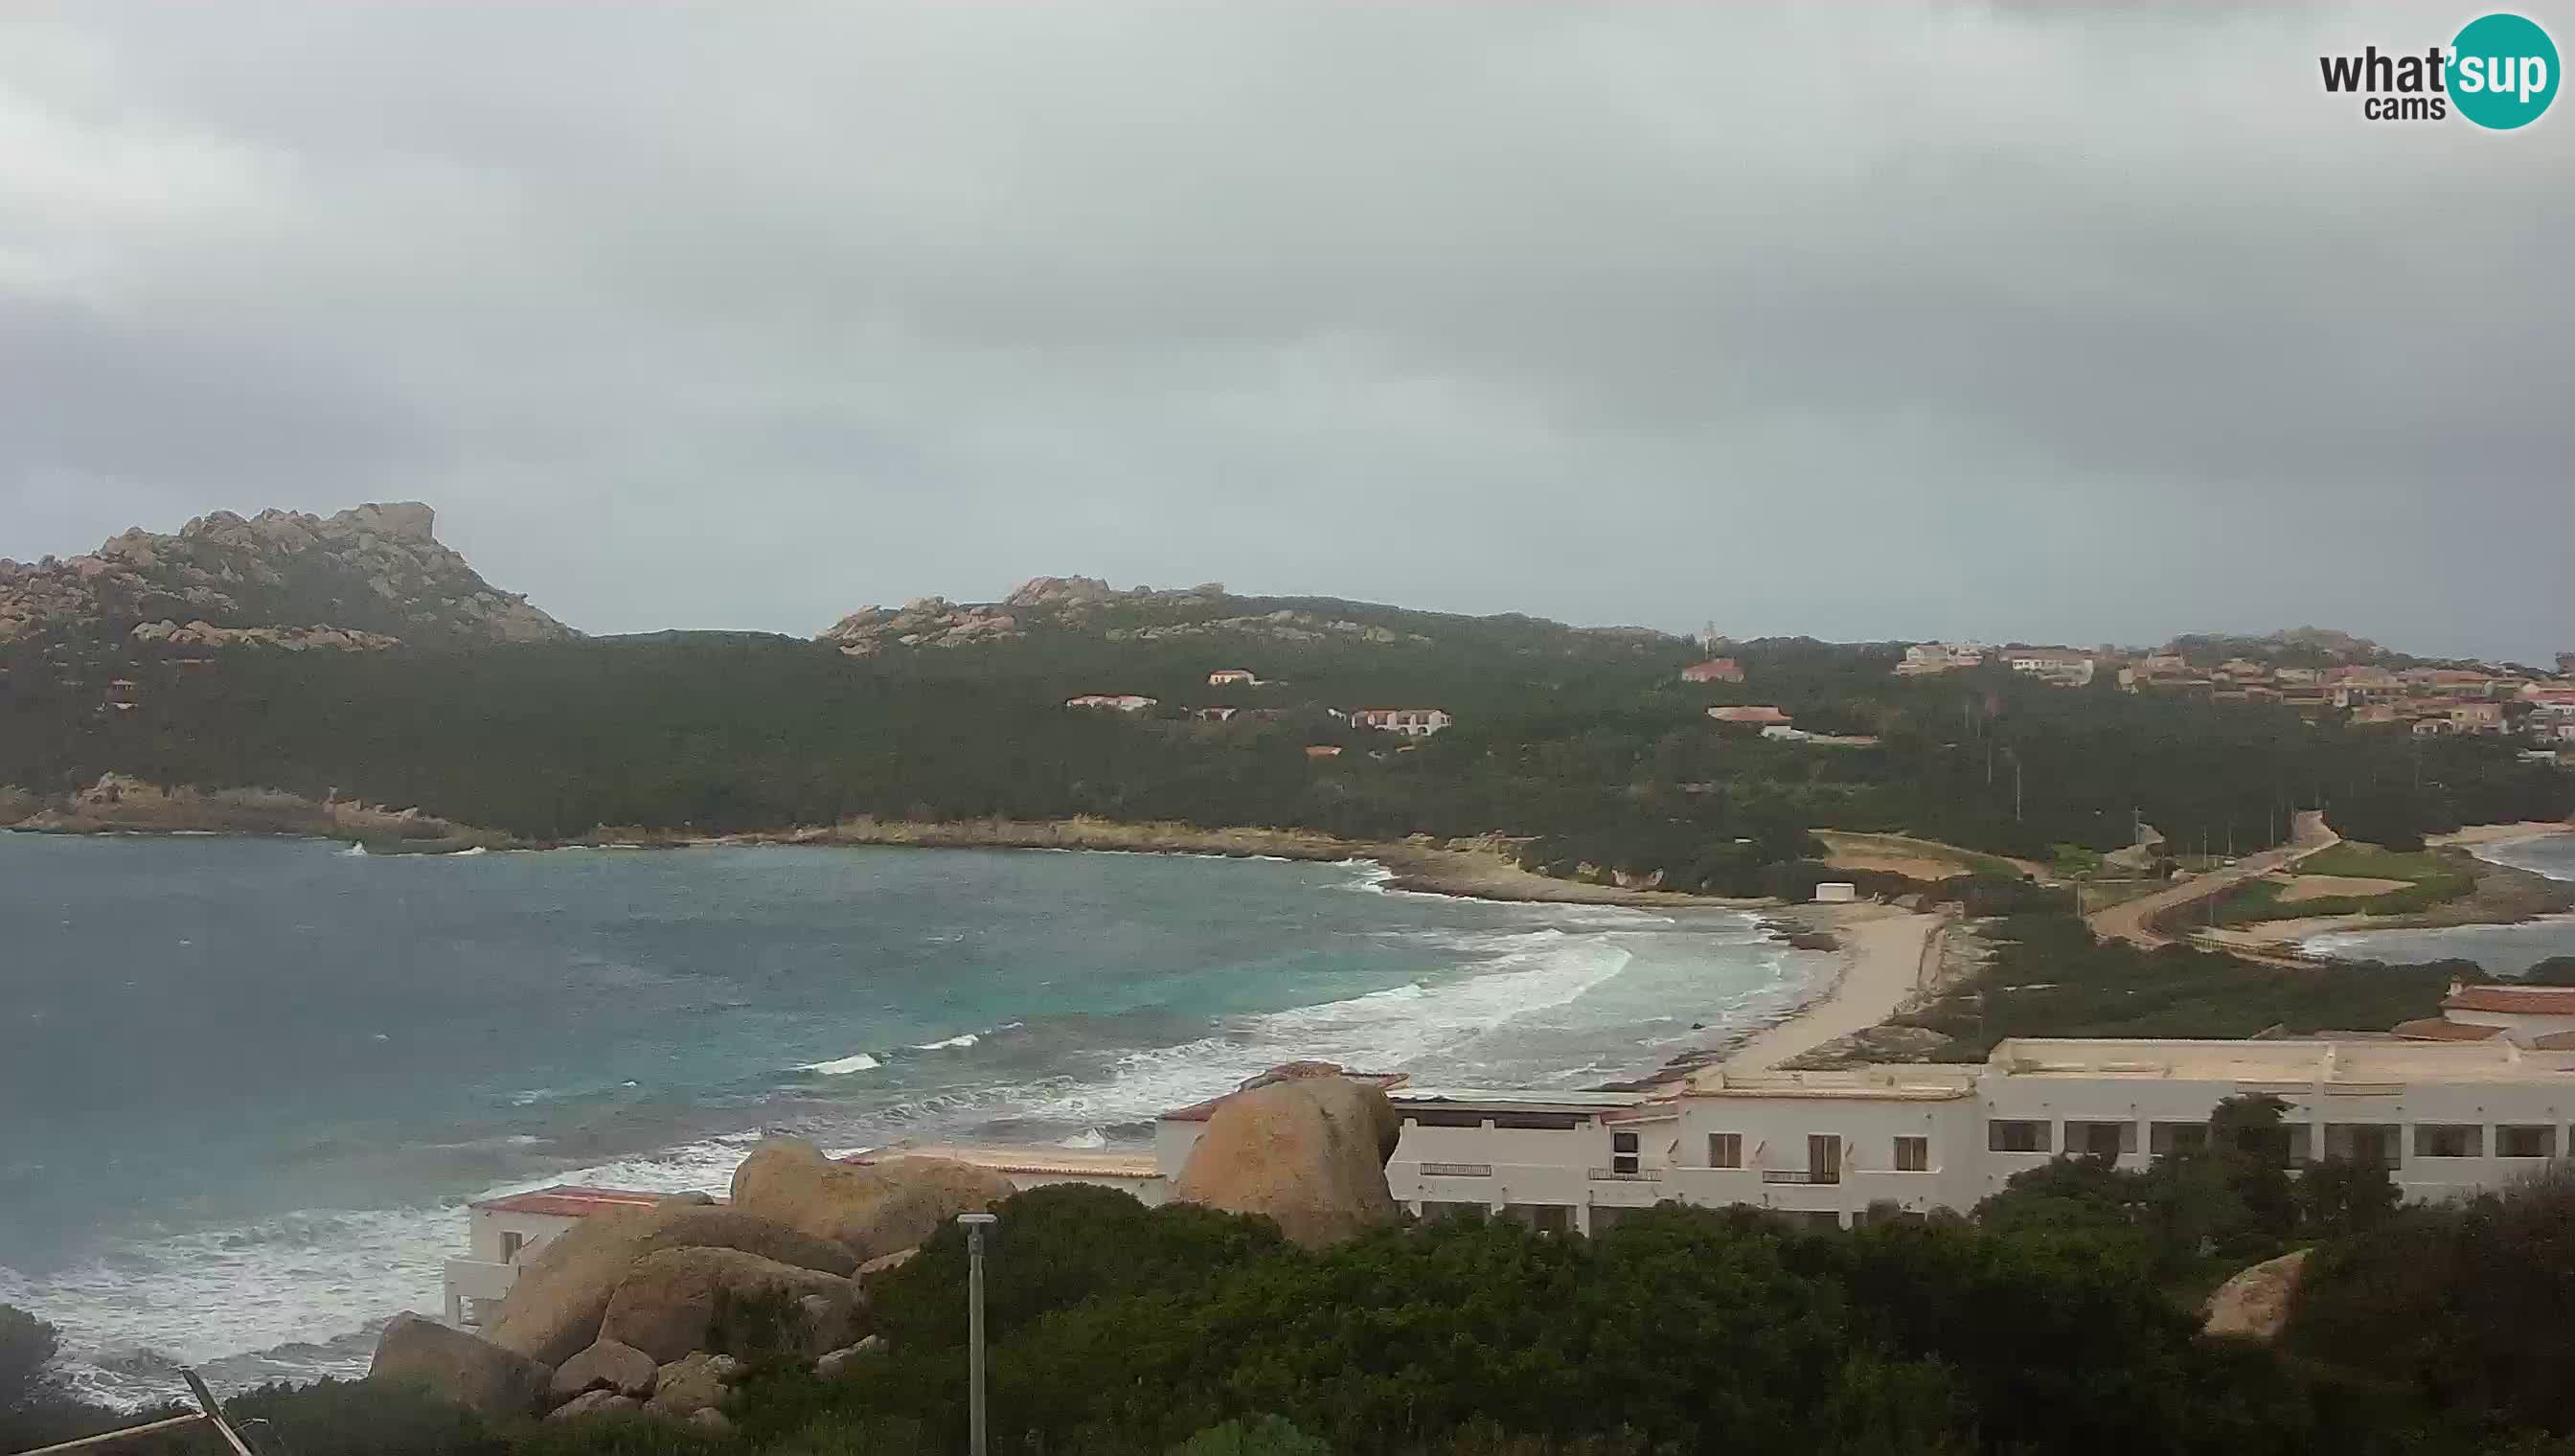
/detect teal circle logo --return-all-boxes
[2451,12,2558,129]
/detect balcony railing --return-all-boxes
[1758,1170,1842,1185]
[1586,1167,1663,1181]
[443,1257,518,1317]
[1418,1162,1493,1177]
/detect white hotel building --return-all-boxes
[444,1035,2575,1321]
[1369,1037,2575,1233]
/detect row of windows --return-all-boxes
[1983,1119,2564,1161]
[1613,1120,2571,1177]
[1700,1133,1928,1176]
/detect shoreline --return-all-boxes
[1614,902,1950,1086]
[0,785,1766,911]
[2199,830,2575,960]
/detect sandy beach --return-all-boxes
[2431,821,2575,849]
[1719,902,1948,1070]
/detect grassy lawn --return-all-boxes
[1898,912,2456,1058]
[1821,830,2025,879]
[2211,842,2476,924]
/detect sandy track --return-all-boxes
[2085,810,2337,949]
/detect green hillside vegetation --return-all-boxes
[5,609,2568,895]
[1888,912,2459,1058]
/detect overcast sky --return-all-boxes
[3,4,2569,660]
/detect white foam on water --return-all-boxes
[10,900,1775,1409]
[1012,928,1639,1126]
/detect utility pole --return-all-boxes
[958,1212,998,1456]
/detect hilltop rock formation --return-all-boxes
[1170,1071,1401,1247]
[730,1138,1016,1260]
[816,574,1692,657]
[0,503,573,651]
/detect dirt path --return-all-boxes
[2084,810,2337,949]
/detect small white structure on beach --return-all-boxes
[1812,882,1857,903]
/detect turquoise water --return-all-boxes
[2305,833,2575,973]
[0,834,1812,1403]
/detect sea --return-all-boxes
[0,833,1818,1407]
[2304,831,2575,973]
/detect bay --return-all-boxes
[0,833,1813,1403]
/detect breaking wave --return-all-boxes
[798,1053,881,1076]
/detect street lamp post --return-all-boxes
[958,1212,999,1456]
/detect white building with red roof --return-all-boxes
[2393,982,2575,1049]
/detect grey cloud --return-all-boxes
[1,2,2568,659]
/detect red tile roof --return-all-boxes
[2444,986,2575,1015]
[468,1185,673,1217]
[2390,1017,2504,1042]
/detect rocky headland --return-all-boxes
[0,502,574,653]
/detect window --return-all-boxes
[2066,1120,2136,1158]
[2414,1124,2484,1159]
[2150,1122,2209,1157]
[1800,1211,1842,1232]
[1611,1129,1639,1175]
[499,1231,524,1263]
[1894,1135,1929,1172]
[1708,1132,1743,1169]
[1502,1204,1572,1236]
[1809,1133,1842,1185]
[1988,1119,2049,1153]
[1421,1201,1489,1224]
[2498,1125,2557,1159]
[2325,1124,2400,1165]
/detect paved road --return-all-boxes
[2084,810,2338,949]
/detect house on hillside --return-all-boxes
[1065,694,1157,712]
[2449,702,2508,734]
[1895,643,1988,677]
[1304,744,1343,759]
[1207,669,1260,687]
[1708,705,1793,726]
[2001,649,2096,687]
[1349,708,1452,738]
[1680,658,1744,684]
[1195,706,1239,722]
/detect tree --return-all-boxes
[2296,1156,2400,1240]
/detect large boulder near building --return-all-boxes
[597,1246,858,1364]
[1171,1074,1401,1247]
[483,1194,856,1366]
[731,1138,1016,1261]
[548,1338,659,1403]
[649,1353,743,1419]
[2202,1248,2311,1342]
[368,1311,552,1419]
